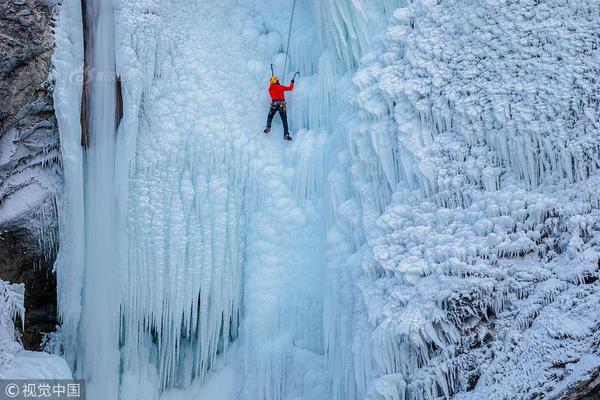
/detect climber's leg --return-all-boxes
[265,104,278,134]
[279,108,289,136]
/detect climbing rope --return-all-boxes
[282,0,297,83]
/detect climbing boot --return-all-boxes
[264,127,271,134]
[284,132,292,141]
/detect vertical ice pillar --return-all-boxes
[79,0,121,398]
[52,0,84,370]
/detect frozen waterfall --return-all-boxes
[54,0,348,398]
[80,0,121,397]
[54,0,123,398]
[50,0,600,399]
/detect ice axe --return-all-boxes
[270,64,275,77]
[291,71,300,82]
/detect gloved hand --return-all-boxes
[291,79,295,83]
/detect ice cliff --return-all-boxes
[44,0,600,399]
[337,0,600,398]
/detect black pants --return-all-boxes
[266,101,289,134]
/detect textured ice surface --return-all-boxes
[48,0,600,399]
[112,1,328,399]
[331,0,600,398]
[51,0,84,369]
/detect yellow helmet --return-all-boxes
[270,76,279,85]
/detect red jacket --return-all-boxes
[269,82,294,101]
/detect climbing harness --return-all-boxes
[270,100,287,111]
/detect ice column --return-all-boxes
[78,0,122,399]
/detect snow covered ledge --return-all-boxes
[0,280,71,379]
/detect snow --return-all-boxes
[0,279,71,380]
[48,0,600,399]
[1,351,72,380]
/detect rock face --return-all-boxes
[0,0,61,349]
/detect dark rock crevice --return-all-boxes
[0,0,62,350]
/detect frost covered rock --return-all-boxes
[0,0,61,349]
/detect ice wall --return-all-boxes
[79,1,122,399]
[113,1,330,399]
[51,0,600,399]
[298,2,406,399]
[329,0,600,398]
[51,0,405,398]
[109,1,343,398]
[115,1,247,395]
[271,0,600,398]
[249,1,408,398]
[52,0,84,368]
[53,0,123,398]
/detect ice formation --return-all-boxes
[0,279,71,379]
[45,0,600,399]
[335,0,600,398]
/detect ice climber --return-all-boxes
[264,75,294,141]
